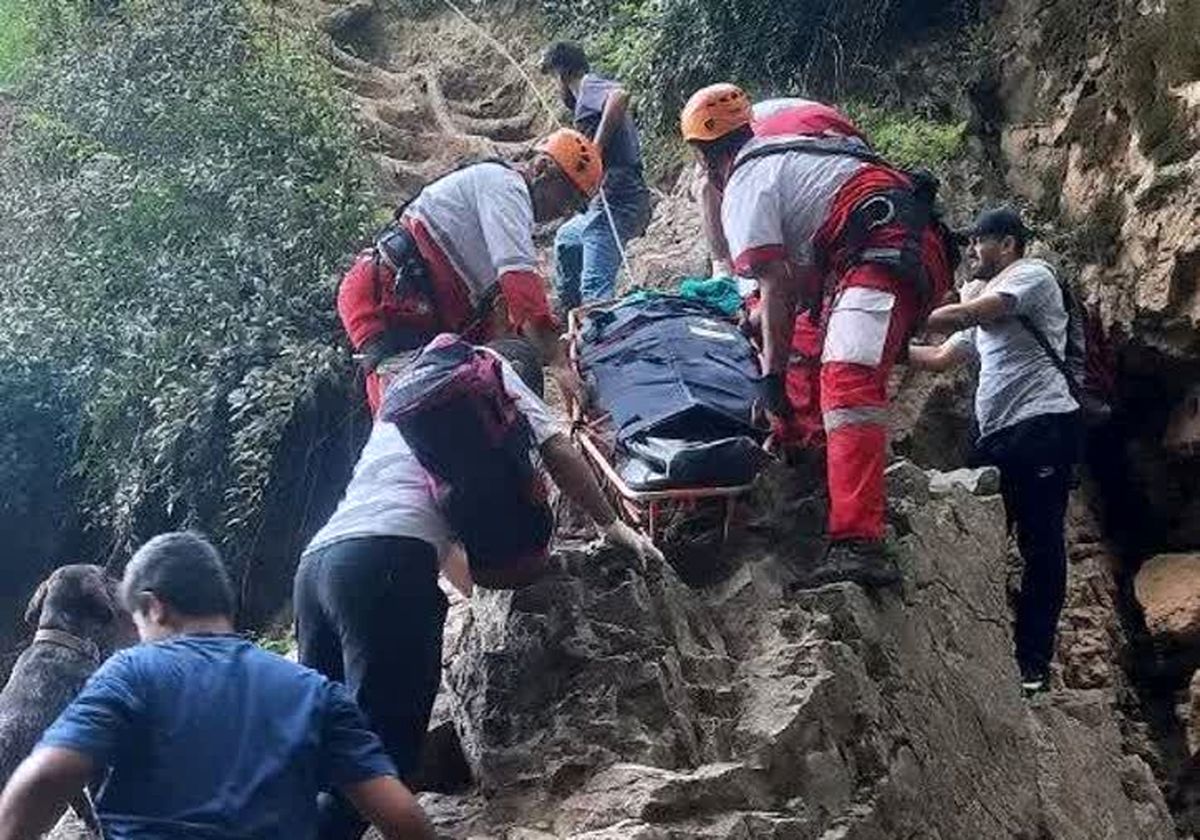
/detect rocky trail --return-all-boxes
[404,464,1176,839]
[316,0,553,207]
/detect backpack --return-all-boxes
[379,335,553,589]
[1016,272,1113,428]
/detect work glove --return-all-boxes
[758,372,793,419]
[600,520,665,569]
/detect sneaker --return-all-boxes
[798,539,903,589]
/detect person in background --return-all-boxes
[296,337,662,840]
[338,129,602,414]
[540,41,650,313]
[0,532,434,840]
[680,83,954,586]
[910,206,1081,694]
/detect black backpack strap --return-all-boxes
[1017,314,1082,403]
[730,135,884,176]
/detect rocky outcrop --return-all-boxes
[1136,553,1200,644]
[416,463,1175,838]
[985,0,1200,359]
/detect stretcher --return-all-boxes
[565,300,768,544]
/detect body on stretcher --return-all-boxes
[566,293,771,542]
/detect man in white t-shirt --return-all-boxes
[680,83,955,586]
[910,206,1082,695]
[294,338,661,840]
[339,129,602,414]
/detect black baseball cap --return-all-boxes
[965,205,1031,244]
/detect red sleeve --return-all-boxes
[496,270,557,333]
[732,244,787,278]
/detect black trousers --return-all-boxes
[978,411,1081,679]
[294,536,447,840]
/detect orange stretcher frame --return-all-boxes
[565,301,766,543]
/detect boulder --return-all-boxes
[422,463,1176,838]
[1134,553,1200,643]
[928,466,1002,497]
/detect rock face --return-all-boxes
[1136,553,1200,644]
[420,464,1175,838]
[987,0,1200,359]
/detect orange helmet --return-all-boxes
[538,128,604,198]
[681,83,752,143]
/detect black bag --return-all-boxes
[1016,274,1112,428]
[578,295,767,491]
[380,335,553,589]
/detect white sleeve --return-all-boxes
[495,356,565,445]
[475,167,538,276]
[992,262,1055,316]
[721,165,793,277]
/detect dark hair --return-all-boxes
[121,532,235,618]
[696,124,754,171]
[487,337,545,398]
[540,41,589,77]
[967,205,1030,253]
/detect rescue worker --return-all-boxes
[910,206,1082,693]
[698,96,870,453]
[699,97,866,279]
[680,83,955,586]
[540,41,650,313]
[338,129,601,414]
[295,338,662,840]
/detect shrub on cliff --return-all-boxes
[0,0,371,582]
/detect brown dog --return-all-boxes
[0,564,135,832]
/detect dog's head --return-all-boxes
[24,565,135,655]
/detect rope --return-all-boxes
[436,0,640,288]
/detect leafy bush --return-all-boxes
[848,104,967,170]
[539,0,975,174]
[0,0,372,584]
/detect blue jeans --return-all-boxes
[554,192,649,311]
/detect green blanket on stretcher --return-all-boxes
[622,276,743,317]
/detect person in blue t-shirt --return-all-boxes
[0,532,434,840]
[540,41,651,313]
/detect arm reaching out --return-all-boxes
[699,174,733,277]
[0,747,94,840]
[540,434,664,566]
[908,340,974,373]
[521,320,586,411]
[755,259,810,376]
[343,777,435,840]
[925,292,1014,334]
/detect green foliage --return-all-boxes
[0,0,35,83]
[254,631,295,657]
[0,0,89,83]
[0,0,372,565]
[847,105,967,170]
[540,0,974,175]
